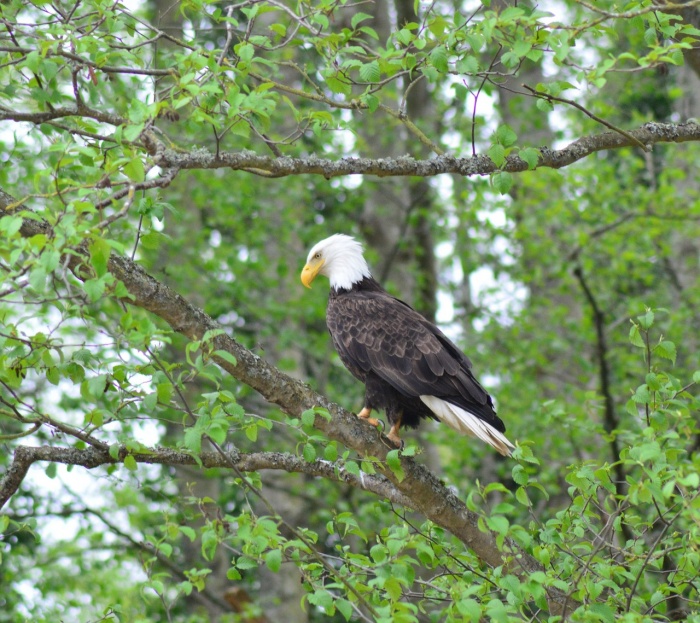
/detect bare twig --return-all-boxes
[522,84,648,151]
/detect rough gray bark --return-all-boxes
[2,106,699,181]
[0,446,416,510]
[141,121,700,176]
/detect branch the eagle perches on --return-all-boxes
[0,189,579,617]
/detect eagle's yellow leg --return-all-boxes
[387,415,403,448]
[357,407,381,428]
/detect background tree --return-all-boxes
[1,1,700,622]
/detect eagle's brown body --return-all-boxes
[327,276,505,435]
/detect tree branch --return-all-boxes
[572,265,634,548]
[140,121,700,178]
[0,445,415,512]
[522,84,648,150]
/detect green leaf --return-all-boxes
[236,43,255,63]
[456,55,479,75]
[89,237,111,278]
[45,462,57,479]
[486,515,509,535]
[308,589,334,611]
[351,12,373,29]
[430,46,449,73]
[344,460,360,477]
[213,349,237,367]
[122,123,144,143]
[359,61,380,83]
[515,487,530,506]
[184,427,203,454]
[29,267,47,293]
[370,543,387,563]
[84,373,109,400]
[83,277,106,302]
[235,556,259,570]
[395,28,414,46]
[208,425,227,444]
[123,157,145,182]
[244,424,258,442]
[457,597,482,619]
[323,71,351,96]
[303,442,316,462]
[361,93,379,112]
[386,449,405,482]
[123,454,137,471]
[518,147,540,169]
[487,144,505,167]
[0,215,23,236]
[638,308,655,329]
[492,171,513,195]
[656,340,677,364]
[536,97,553,112]
[629,323,645,348]
[495,124,517,147]
[485,598,509,623]
[323,443,337,462]
[588,604,615,623]
[336,599,353,621]
[631,384,650,404]
[359,26,378,40]
[45,366,59,385]
[301,409,317,427]
[265,548,282,572]
[629,440,661,463]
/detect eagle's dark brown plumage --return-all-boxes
[302,234,514,455]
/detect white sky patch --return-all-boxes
[435,289,455,325]
[470,265,527,329]
[477,205,508,228]
[209,229,222,248]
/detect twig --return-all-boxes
[523,84,648,151]
[572,265,634,548]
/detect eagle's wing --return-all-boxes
[327,290,494,417]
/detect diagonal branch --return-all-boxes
[522,84,648,150]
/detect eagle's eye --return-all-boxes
[314,253,321,259]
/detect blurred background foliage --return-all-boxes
[1,0,700,621]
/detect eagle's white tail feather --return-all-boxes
[420,395,515,457]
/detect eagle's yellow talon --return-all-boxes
[357,407,381,428]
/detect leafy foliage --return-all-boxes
[1,0,700,622]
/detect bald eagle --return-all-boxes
[301,234,514,456]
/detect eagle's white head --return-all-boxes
[301,234,372,291]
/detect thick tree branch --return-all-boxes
[0,116,697,180]
[0,445,415,511]
[1,193,577,616]
[141,121,700,178]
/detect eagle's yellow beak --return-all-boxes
[301,258,324,288]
